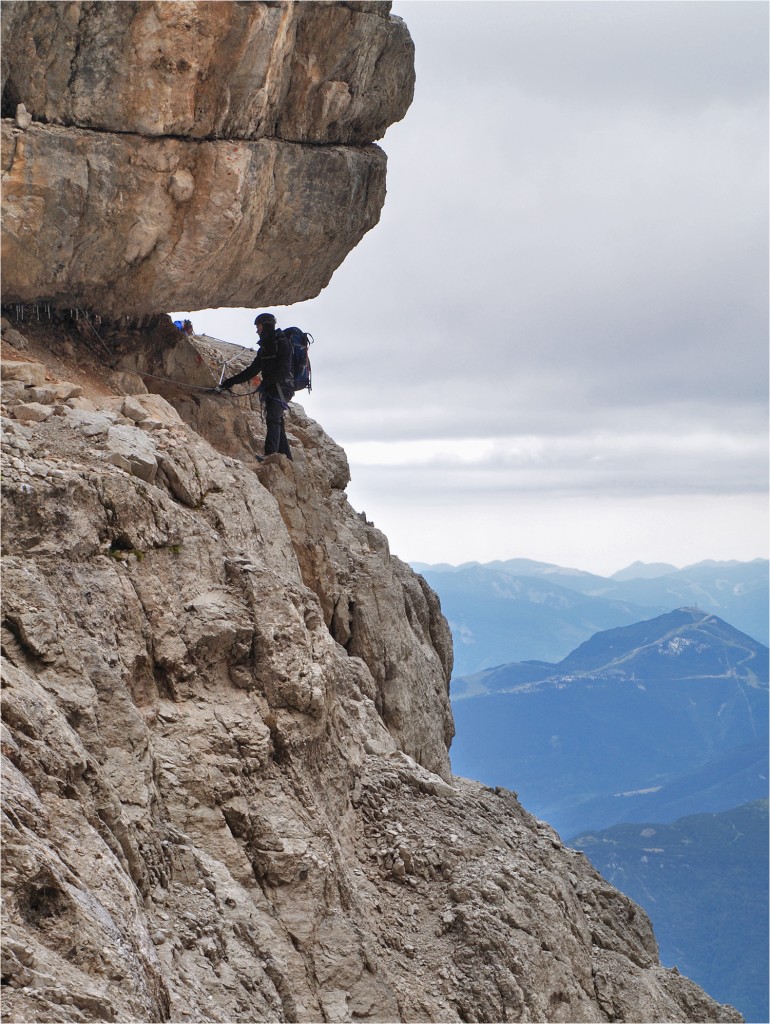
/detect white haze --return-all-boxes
[172,0,769,577]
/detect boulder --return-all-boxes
[2,326,28,350]
[0,380,27,406]
[14,103,32,129]
[105,424,159,482]
[21,385,58,405]
[126,393,183,427]
[52,381,83,401]
[60,406,115,436]
[121,396,151,423]
[1,360,47,385]
[12,401,53,423]
[109,370,149,396]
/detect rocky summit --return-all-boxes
[0,3,743,1022]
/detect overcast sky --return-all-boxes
[173,0,769,576]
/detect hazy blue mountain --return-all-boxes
[415,564,665,675]
[610,560,679,580]
[589,560,769,645]
[569,801,769,1024]
[413,558,769,673]
[450,610,769,837]
[414,557,616,594]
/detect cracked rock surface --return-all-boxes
[0,0,415,315]
[0,319,743,1023]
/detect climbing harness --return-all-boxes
[274,384,290,410]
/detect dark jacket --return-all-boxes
[222,329,293,396]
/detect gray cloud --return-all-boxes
[402,1,768,109]
[344,424,767,496]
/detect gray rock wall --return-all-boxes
[0,0,414,314]
[1,1,413,144]
[0,321,743,1022]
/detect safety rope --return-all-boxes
[133,369,216,391]
[135,367,261,398]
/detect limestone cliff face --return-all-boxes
[1,0,414,314]
[0,320,742,1023]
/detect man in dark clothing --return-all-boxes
[219,312,294,460]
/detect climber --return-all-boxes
[182,319,194,335]
[217,312,294,460]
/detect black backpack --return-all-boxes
[283,326,313,391]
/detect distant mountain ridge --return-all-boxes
[610,560,678,580]
[548,606,767,681]
[569,800,769,1024]
[450,609,768,837]
[413,557,768,674]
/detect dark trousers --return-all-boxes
[263,392,293,459]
